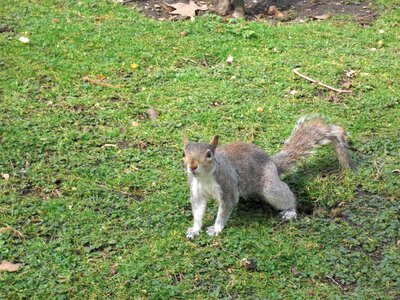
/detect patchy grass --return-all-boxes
[0,0,399,298]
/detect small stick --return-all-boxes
[82,76,124,88]
[202,54,209,67]
[325,275,344,290]
[293,68,352,94]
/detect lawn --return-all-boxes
[0,0,399,298]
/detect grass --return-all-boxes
[0,0,399,298]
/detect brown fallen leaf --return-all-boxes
[137,141,148,149]
[0,260,21,272]
[52,189,62,197]
[291,267,300,276]
[164,0,207,18]
[328,91,341,103]
[266,5,285,18]
[162,2,175,13]
[0,226,24,238]
[146,107,158,121]
[342,80,352,89]
[109,265,118,275]
[314,13,331,20]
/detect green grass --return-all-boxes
[1,0,399,298]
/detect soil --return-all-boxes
[123,0,378,24]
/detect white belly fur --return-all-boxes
[191,175,222,201]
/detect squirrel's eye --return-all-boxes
[183,151,186,157]
[206,150,212,158]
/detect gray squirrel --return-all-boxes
[183,116,352,239]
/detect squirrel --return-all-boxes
[183,116,352,239]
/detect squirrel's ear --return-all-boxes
[182,134,190,146]
[209,135,219,151]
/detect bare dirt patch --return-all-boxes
[123,0,377,24]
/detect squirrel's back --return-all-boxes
[216,142,277,196]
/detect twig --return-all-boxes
[293,68,352,94]
[82,76,124,88]
[325,275,344,290]
[202,54,209,67]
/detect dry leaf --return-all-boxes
[0,227,24,238]
[226,55,234,64]
[164,0,207,18]
[328,91,341,103]
[96,74,106,80]
[267,6,285,18]
[1,173,10,180]
[138,141,148,149]
[257,107,264,113]
[131,121,140,127]
[52,189,62,197]
[314,13,330,20]
[0,261,21,272]
[162,2,175,12]
[109,266,118,275]
[342,81,352,89]
[146,107,158,121]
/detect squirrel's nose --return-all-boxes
[189,165,198,172]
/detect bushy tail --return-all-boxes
[273,116,353,174]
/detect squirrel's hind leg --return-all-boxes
[260,174,297,220]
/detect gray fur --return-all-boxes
[183,116,352,239]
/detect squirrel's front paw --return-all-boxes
[186,227,200,239]
[206,226,221,236]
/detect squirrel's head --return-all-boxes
[182,135,219,176]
